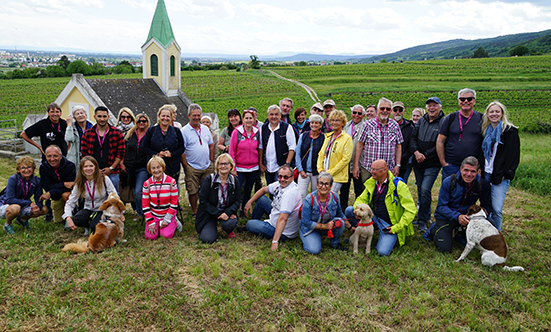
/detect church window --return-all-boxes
[150,54,158,76]
[170,56,175,76]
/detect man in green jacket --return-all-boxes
[345,159,416,256]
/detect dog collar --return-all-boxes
[358,221,373,227]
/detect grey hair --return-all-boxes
[309,114,323,124]
[460,156,479,170]
[201,115,212,123]
[267,105,281,114]
[351,104,365,114]
[377,97,393,108]
[317,171,334,186]
[72,105,86,116]
[188,103,202,115]
[458,88,477,99]
[45,144,62,155]
[279,97,293,108]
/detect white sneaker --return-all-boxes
[84,228,90,236]
[176,217,183,232]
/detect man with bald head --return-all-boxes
[345,159,416,256]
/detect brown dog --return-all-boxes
[349,204,374,254]
[62,193,126,253]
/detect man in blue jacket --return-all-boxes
[430,156,492,252]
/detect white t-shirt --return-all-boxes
[266,181,301,238]
[181,123,213,170]
[259,122,297,173]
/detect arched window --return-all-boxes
[150,54,158,76]
[170,55,175,76]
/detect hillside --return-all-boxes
[360,29,551,62]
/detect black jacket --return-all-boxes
[409,111,445,169]
[399,119,414,165]
[142,125,185,178]
[195,174,241,234]
[487,126,520,185]
[39,157,76,200]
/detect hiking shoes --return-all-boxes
[15,217,31,229]
[330,242,349,252]
[3,224,15,235]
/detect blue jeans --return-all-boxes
[441,164,460,181]
[265,171,277,187]
[300,221,344,255]
[109,173,120,194]
[238,170,259,211]
[345,206,359,228]
[371,215,397,256]
[413,166,441,227]
[485,172,510,231]
[133,168,149,217]
[246,195,290,240]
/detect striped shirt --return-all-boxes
[358,118,403,171]
[142,174,179,225]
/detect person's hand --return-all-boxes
[40,192,51,202]
[300,171,307,179]
[458,214,470,226]
[442,162,450,167]
[324,221,335,230]
[101,167,112,175]
[147,222,157,235]
[353,165,360,180]
[120,163,127,173]
[66,217,77,230]
[271,241,279,251]
[414,151,426,163]
[260,164,267,174]
[218,213,229,221]
[230,214,236,219]
[64,181,75,189]
[66,114,73,126]
[244,201,253,216]
[160,221,168,228]
[383,227,394,234]
[30,203,40,214]
[231,170,237,177]
[392,166,400,177]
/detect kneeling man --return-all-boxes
[244,165,301,251]
[345,159,416,256]
[430,156,492,252]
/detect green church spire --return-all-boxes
[145,0,175,49]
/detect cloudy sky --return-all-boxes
[1,0,551,56]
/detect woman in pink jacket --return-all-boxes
[229,109,260,213]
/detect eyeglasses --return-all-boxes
[352,111,363,115]
[379,107,392,111]
[278,174,292,180]
[19,166,33,170]
[318,181,331,188]
[393,108,404,112]
[371,167,386,172]
[219,162,230,167]
[137,120,147,124]
[459,97,475,102]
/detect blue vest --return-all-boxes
[299,131,325,176]
[262,121,291,167]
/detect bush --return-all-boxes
[521,122,551,134]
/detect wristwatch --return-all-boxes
[396,164,401,168]
[109,166,114,170]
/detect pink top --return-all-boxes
[229,125,260,172]
[142,174,179,225]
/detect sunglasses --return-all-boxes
[137,120,147,124]
[459,97,475,102]
[379,107,392,111]
[352,111,363,115]
[278,174,292,180]
[121,115,131,119]
[393,108,404,112]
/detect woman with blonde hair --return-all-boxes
[63,156,118,233]
[142,105,185,180]
[411,108,425,125]
[481,101,520,231]
[65,105,93,168]
[117,107,136,137]
[317,110,353,195]
[1,156,48,234]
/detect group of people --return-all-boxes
[1,89,520,258]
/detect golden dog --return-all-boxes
[349,204,374,254]
[62,193,126,253]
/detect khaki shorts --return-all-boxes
[184,163,214,196]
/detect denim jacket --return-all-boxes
[300,190,345,235]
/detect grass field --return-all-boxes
[0,134,550,331]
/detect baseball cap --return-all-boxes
[392,101,404,109]
[323,99,336,107]
[426,97,442,105]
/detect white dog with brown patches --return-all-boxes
[456,205,524,272]
[349,204,374,254]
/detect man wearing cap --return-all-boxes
[410,97,445,231]
[353,97,403,184]
[321,99,335,133]
[436,88,483,180]
[392,101,414,182]
[310,103,324,117]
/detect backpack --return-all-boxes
[298,191,337,220]
[365,176,405,206]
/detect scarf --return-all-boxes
[117,122,135,135]
[482,121,502,162]
[295,120,307,130]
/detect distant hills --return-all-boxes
[360,29,551,63]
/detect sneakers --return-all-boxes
[3,223,15,235]
[330,242,349,252]
[15,217,31,229]
[227,231,236,239]
[176,218,183,232]
[44,211,53,223]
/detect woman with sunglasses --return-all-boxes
[122,113,151,218]
[229,109,260,214]
[481,101,520,231]
[117,107,136,137]
[196,154,240,243]
[317,110,353,195]
[218,109,242,154]
[65,105,93,169]
[142,105,185,180]
[295,114,325,199]
[299,172,347,254]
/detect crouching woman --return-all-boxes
[143,156,180,240]
[1,156,48,234]
[195,154,240,243]
[299,172,347,254]
[63,156,119,233]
